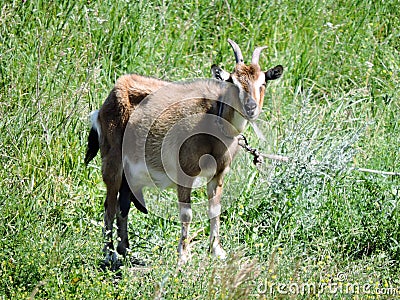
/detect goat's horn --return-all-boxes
[227,39,244,64]
[251,46,268,65]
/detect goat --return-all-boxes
[86,39,283,265]
[85,66,228,264]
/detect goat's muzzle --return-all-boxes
[244,99,259,120]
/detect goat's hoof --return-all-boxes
[212,246,227,260]
[105,250,118,264]
[178,255,188,266]
[100,254,122,272]
[100,248,121,271]
[117,244,129,257]
[177,250,192,266]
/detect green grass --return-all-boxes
[1,0,399,299]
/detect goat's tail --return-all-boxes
[84,110,100,165]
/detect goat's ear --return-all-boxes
[211,64,231,81]
[265,65,283,81]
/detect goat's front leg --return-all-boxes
[207,174,227,259]
[177,184,192,265]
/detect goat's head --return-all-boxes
[211,39,283,120]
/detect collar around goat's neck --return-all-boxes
[217,100,225,119]
[216,100,246,139]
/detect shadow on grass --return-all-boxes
[99,255,148,279]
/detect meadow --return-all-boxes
[0,0,399,299]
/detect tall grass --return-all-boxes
[0,0,399,299]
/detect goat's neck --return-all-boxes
[230,107,248,133]
[217,101,248,138]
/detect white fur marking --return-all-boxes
[90,110,101,139]
[232,76,245,103]
[179,205,192,223]
[254,73,266,104]
[209,217,227,259]
[124,158,173,190]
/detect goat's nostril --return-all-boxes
[245,102,257,112]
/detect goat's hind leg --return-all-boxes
[103,189,119,265]
[118,184,149,267]
[102,157,123,265]
[116,172,132,257]
[114,174,150,269]
[117,172,149,256]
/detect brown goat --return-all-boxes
[86,39,283,265]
